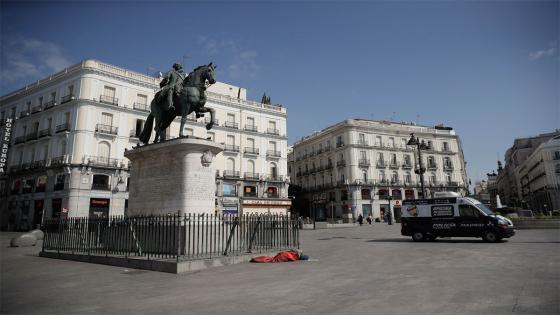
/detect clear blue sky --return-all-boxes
[1,0,558,184]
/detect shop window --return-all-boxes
[378,189,388,199]
[92,174,110,190]
[391,189,402,200]
[244,185,257,197]
[361,189,371,200]
[23,179,35,193]
[223,183,237,197]
[266,187,278,198]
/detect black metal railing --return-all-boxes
[31,160,46,169]
[358,159,370,166]
[244,172,260,180]
[266,174,284,182]
[336,160,346,167]
[266,128,280,135]
[14,136,25,144]
[56,123,70,133]
[244,147,259,155]
[100,95,118,106]
[95,124,118,135]
[92,182,111,191]
[223,170,241,178]
[224,145,240,152]
[133,102,149,112]
[84,155,122,168]
[61,94,75,104]
[26,131,38,141]
[50,155,69,166]
[224,121,239,129]
[244,124,258,132]
[38,128,52,138]
[266,150,281,157]
[31,105,43,113]
[41,214,299,261]
[44,100,56,109]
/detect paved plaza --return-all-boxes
[1,225,559,315]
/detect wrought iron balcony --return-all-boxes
[358,159,370,167]
[19,111,30,118]
[266,174,284,182]
[25,131,38,141]
[95,124,118,135]
[56,123,70,133]
[443,164,454,171]
[224,144,240,152]
[266,128,280,135]
[92,182,111,191]
[61,94,75,104]
[244,147,259,155]
[224,121,239,129]
[336,160,346,167]
[38,128,52,138]
[376,160,386,168]
[402,163,412,169]
[84,155,122,168]
[325,163,333,170]
[244,172,260,180]
[31,160,47,169]
[100,95,118,106]
[31,105,43,113]
[244,124,258,132]
[223,170,240,178]
[389,162,399,169]
[427,163,438,170]
[133,102,149,112]
[324,146,332,152]
[14,136,25,144]
[50,155,69,166]
[266,150,281,157]
[336,141,344,148]
[204,117,219,125]
[43,100,56,109]
[356,140,368,146]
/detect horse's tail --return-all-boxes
[139,113,154,143]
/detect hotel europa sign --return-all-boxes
[0,118,13,175]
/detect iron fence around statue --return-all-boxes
[41,214,299,261]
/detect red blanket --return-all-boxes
[250,250,300,263]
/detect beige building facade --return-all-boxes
[0,60,289,230]
[288,119,468,222]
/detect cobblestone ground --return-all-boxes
[1,225,559,315]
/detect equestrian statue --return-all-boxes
[139,62,217,144]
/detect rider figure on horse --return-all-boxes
[159,63,186,111]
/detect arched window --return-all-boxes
[98,141,111,164]
[270,162,278,179]
[247,160,255,173]
[226,158,235,171]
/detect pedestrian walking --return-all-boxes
[357,214,363,226]
[366,215,372,225]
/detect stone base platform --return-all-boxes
[39,250,281,274]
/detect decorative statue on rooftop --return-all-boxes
[139,62,217,144]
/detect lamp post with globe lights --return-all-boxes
[407,133,430,198]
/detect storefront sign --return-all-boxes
[0,118,14,175]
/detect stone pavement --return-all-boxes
[1,224,559,314]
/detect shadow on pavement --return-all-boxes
[365,238,502,243]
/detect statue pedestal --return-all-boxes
[124,138,223,216]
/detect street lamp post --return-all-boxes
[407,133,430,198]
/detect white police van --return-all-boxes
[401,192,515,242]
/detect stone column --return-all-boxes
[124,138,223,216]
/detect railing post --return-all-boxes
[223,217,238,256]
[247,217,261,253]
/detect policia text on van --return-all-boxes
[400,194,515,242]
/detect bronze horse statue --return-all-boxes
[139,63,217,144]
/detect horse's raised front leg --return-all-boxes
[204,107,216,130]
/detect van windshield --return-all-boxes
[467,198,495,215]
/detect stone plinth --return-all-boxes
[124,138,223,215]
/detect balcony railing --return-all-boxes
[266,128,280,135]
[95,124,118,135]
[55,123,70,133]
[133,102,149,112]
[389,162,399,169]
[356,140,368,146]
[324,146,332,152]
[43,100,56,109]
[50,155,69,166]
[38,128,52,138]
[224,121,239,129]
[31,160,47,169]
[376,160,386,168]
[204,117,219,125]
[25,131,38,141]
[244,172,260,180]
[244,124,258,132]
[14,136,25,144]
[244,147,259,155]
[402,163,412,169]
[443,165,454,171]
[84,155,122,168]
[100,95,118,106]
[358,159,370,167]
[19,111,30,118]
[92,182,111,191]
[223,170,240,178]
[266,174,284,182]
[427,164,438,170]
[61,94,75,104]
[224,144,240,152]
[325,163,333,170]
[31,105,42,113]
[267,150,281,157]
[336,160,346,167]
[336,142,344,148]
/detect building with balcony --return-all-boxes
[0,59,289,231]
[288,119,468,222]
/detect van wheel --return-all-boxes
[482,231,500,242]
[412,231,425,242]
